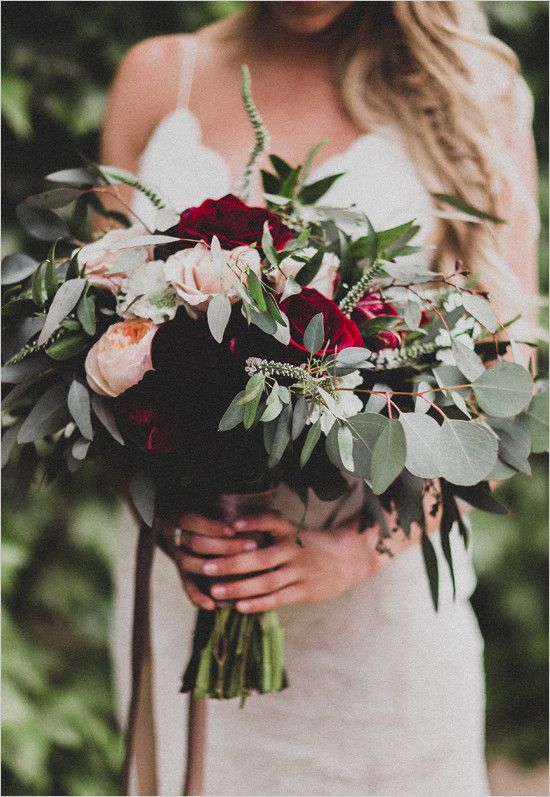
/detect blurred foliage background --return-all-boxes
[1,2,548,795]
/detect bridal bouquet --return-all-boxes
[3,69,547,705]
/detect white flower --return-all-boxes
[271,248,340,299]
[117,260,177,324]
[435,315,481,365]
[164,242,261,313]
[308,370,363,434]
[77,224,150,292]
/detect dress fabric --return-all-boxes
[110,37,489,797]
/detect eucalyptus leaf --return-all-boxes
[76,294,96,336]
[16,203,70,241]
[486,458,518,481]
[218,391,246,431]
[249,307,278,335]
[261,221,278,267]
[403,300,422,331]
[26,187,83,210]
[303,312,324,355]
[45,332,88,361]
[414,380,434,414]
[435,419,498,486]
[67,379,93,440]
[260,396,283,423]
[1,357,51,385]
[46,167,99,187]
[129,470,156,527]
[472,361,533,417]
[1,253,39,285]
[1,421,23,468]
[72,436,91,461]
[105,234,181,250]
[450,339,485,381]
[90,394,125,445]
[421,529,439,611]
[300,420,322,467]
[382,263,435,284]
[488,418,531,472]
[399,412,441,478]
[337,424,355,472]
[37,278,86,346]
[17,381,68,443]
[364,384,391,414]
[462,293,498,333]
[291,396,308,440]
[268,403,292,468]
[247,270,267,312]
[207,292,231,343]
[519,391,549,453]
[280,275,302,303]
[370,418,406,494]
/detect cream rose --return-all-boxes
[85,319,157,398]
[78,224,149,292]
[273,248,340,299]
[164,241,261,313]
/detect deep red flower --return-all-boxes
[172,194,294,253]
[280,287,364,360]
[352,292,402,350]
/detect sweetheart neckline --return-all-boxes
[140,106,395,200]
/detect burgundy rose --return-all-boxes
[352,292,402,350]
[280,287,364,361]
[172,194,294,253]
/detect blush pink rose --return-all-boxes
[78,224,149,292]
[85,319,158,398]
[164,241,261,313]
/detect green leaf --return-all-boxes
[280,166,302,198]
[435,419,498,486]
[403,301,422,331]
[241,373,265,403]
[342,412,388,477]
[370,418,406,495]
[519,391,549,453]
[218,391,246,431]
[337,424,354,472]
[90,394,125,445]
[1,253,39,285]
[249,307,278,335]
[260,396,283,423]
[268,403,292,467]
[399,412,441,479]
[450,339,485,382]
[414,380,435,414]
[303,312,324,355]
[243,380,263,430]
[67,379,94,441]
[440,487,458,599]
[269,154,293,180]
[261,169,280,195]
[17,382,68,443]
[432,193,504,224]
[298,173,344,205]
[295,248,324,286]
[247,270,267,312]
[44,259,58,300]
[299,139,327,186]
[300,420,322,467]
[291,396,308,440]
[462,293,498,333]
[487,418,531,472]
[421,529,439,611]
[129,470,156,527]
[207,291,231,343]
[376,219,416,253]
[26,187,83,210]
[76,294,96,336]
[265,293,285,325]
[31,261,47,308]
[37,278,86,346]
[472,361,533,417]
[45,332,88,360]
[261,221,278,268]
[46,167,100,187]
[16,203,70,242]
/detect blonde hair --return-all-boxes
[247,1,541,332]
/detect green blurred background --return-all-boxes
[1,2,548,795]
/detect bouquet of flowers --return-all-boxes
[3,69,548,707]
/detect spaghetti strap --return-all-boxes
[177,35,199,109]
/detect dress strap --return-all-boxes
[178,35,199,108]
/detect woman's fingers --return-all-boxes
[179,573,216,611]
[180,532,259,557]
[231,513,297,538]
[177,541,296,577]
[235,584,303,614]
[209,566,299,602]
[178,512,234,538]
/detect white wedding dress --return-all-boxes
[109,36,489,797]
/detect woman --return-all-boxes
[102,3,539,795]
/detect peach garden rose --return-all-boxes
[84,319,158,398]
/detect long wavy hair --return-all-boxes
[246,1,540,329]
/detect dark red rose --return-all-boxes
[352,292,402,350]
[280,287,364,361]
[173,194,294,252]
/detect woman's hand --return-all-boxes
[169,511,399,614]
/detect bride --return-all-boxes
[101,2,539,795]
